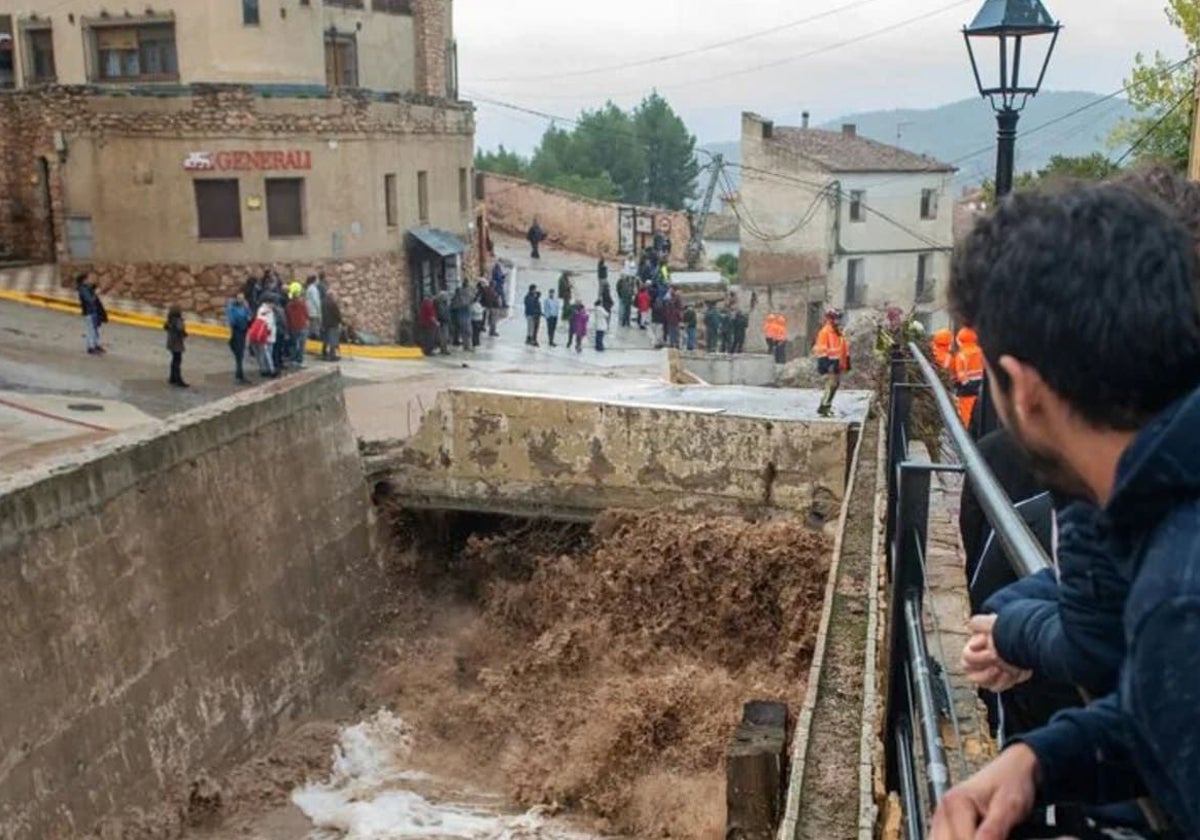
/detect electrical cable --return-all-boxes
[473,0,892,84]
[1114,83,1196,165]
[472,0,974,101]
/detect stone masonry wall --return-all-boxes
[0,371,386,840]
[67,252,414,342]
[413,0,451,99]
[481,172,693,264]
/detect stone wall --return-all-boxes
[0,371,386,840]
[376,388,852,521]
[481,172,692,264]
[68,252,414,342]
[413,0,452,99]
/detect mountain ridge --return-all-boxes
[703,90,1134,190]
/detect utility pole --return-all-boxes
[687,154,724,270]
[1189,55,1200,182]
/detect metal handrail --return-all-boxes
[906,343,1051,578]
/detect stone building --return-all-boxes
[737,112,955,347]
[0,0,475,341]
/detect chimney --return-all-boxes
[842,123,857,138]
[762,119,774,140]
[801,111,810,129]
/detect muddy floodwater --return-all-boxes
[193,510,831,840]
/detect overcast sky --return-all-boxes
[457,0,1187,153]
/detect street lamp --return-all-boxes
[963,0,1060,198]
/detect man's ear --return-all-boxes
[998,355,1048,425]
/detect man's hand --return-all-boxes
[962,615,1032,692]
[931,744,1040,840]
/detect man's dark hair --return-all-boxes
[950,182,1200,430]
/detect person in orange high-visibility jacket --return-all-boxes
[813,308,850,417]
[953,327,985,426]
[931,328,954,370]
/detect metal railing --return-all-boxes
[883,344,1052,839]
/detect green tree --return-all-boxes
[634,92,700,209]
[1108,0,1197,171]
[980,153,1121,204]
[474,145,528,177]
[714,253,739,281]
[477,94,699,209]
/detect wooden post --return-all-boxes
[726,701,788,840]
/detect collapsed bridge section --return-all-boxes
[364,385,872,522]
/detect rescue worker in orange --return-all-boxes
[931,328,954,370]
[764,312,788,361]
[812,308,850,417]
[952,327,984,426]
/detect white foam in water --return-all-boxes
[293,710,583,839]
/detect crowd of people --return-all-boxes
[925,171,1200,840]
[74,269,346,388]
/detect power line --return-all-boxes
[726,160,950,250]
[471,0,974,100]
[1114,84,1196,165]
[473,0,891,84]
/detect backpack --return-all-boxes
[247,317,269,347]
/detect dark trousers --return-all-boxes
[230,331,247,381]
[531,242,540,259]
[546,316,558,345]
[471,320,484,348]
[169,351,183,384]
[595,330,606,351]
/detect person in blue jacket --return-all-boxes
[931,181,1200,839]
[978,503,1126,700]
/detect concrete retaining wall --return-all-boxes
[681,352,779,386]
[379,388,852,521]
[0,370,382,840]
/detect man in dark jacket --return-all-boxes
[527,220,546,260]
[931,183,1200,838]
[321,291,344,361]
[523,284,541,347]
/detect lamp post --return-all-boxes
[963,0,1061,199]
[963,0,1059,437]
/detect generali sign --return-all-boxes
[183,150,313,172]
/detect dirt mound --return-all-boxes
[371,511,832,839]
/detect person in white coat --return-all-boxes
[255,302,278,377]
[592,299,610,352]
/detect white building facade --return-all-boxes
[738,112,956,346]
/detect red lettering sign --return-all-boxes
[188,150,314,172]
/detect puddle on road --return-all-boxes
[293,711,590,840]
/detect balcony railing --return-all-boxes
[882,343,1051,838]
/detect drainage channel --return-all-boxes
[187,505,836,840]
[794,414,880,840]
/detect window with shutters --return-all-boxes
[266,178,306,238]
[385,173,398,227]
[23,25,56,84]
[849,190,865,223]
[846,258,867,308]
[324,33,358,87]
[243,0,260,25]
[89,23,178,82]
[372,0,412,13]
[920,188,939,220]
[194,180,243,240]
[417,171,429,224]
[458,168,469,214]
[1,17,15,89]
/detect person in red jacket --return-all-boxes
[285,284,310,368]
[418,296,440,356]
[635,285,651,330]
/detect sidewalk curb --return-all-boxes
[0,289,425,360]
